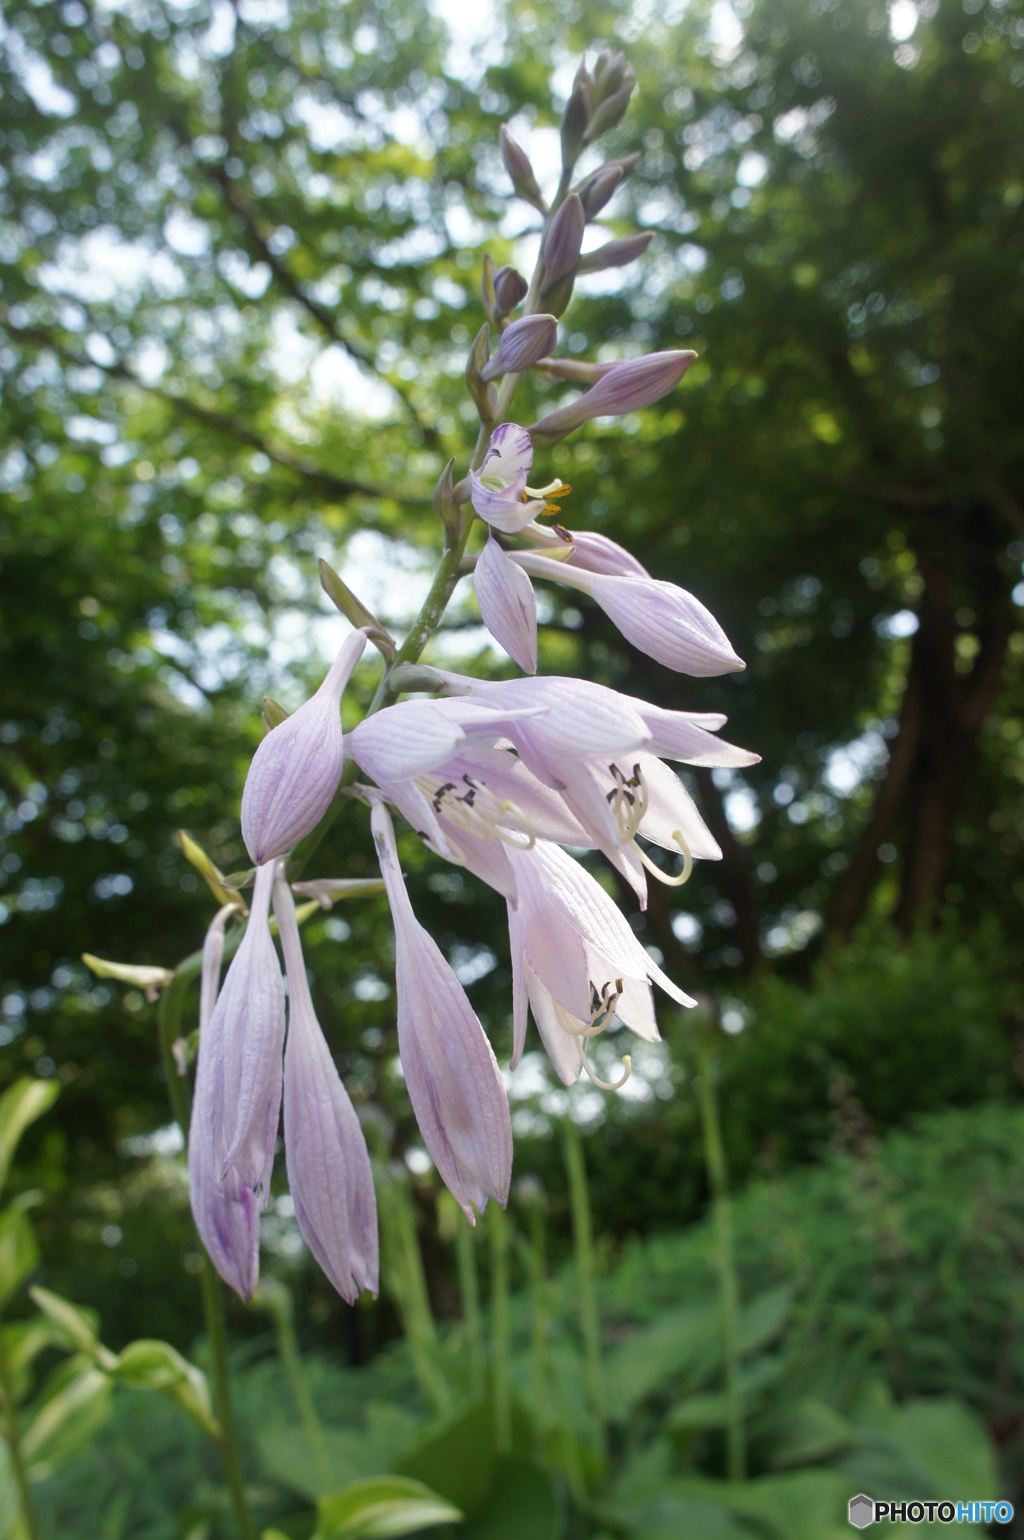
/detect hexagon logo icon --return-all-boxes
[848,1494,875,1529]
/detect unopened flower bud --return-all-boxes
[576,165,623,219]
[542,194,586,286]
[577,232,653,274]
[529,350,697,445]
[493,264,528,317]
[262,697,289,734]
[499,125,546,212]
[593,50,630,100]
[481,251,498,324]
[240,630,368,866]
[318,559,396,659]
[466,324,498,425]
[584,78,635,144]
[433,458,461,543]
[480,314,557,381]
[560,67,592,169]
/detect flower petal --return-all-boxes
[372,801,512,1220]
[475,537,538,674]
[588,573,745,676]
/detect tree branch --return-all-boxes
[1,314,410,504]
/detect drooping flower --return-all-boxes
[505,839,695,1086]
[188,902,260,1301]
[273,875,378,1302]
[370,797,512,1221]
[192,861,285,1197]
[426,670,758,903]
[241,629,367,866]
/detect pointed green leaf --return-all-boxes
[0,1079,59,1194]
[316,1475,462,1538]
[28,1286,117,1369]
[20,1363,112,1480]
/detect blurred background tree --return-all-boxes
[1,0,1021,1357]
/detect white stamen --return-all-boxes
[606,762,650,844]
[418,774,537,850]
[637,829,694,888]
[577,1040,632,1090]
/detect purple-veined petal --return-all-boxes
[525,972,584,1086]
[275,878,378,1302]
[588,573,745,676]
[565,530,649,578]
[193,862,284,1196]
[529,350,697,442]
[241,630,367,865]
[371,800,512,1220]
[480,315,557,382]
[542,195,586,284]
[475,537,538,674]
[634,753,722,861]
[349,700,467,784]
[188,1109,260,1302]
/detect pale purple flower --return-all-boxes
[474,534,538,674]
[274,876,378,1302]
[468,423,546,534]
[510,549,745,677]
[241,629,367,866]
[350,708,588,878]
[192,862,284,1196]
[428,670,758,903]
[529,350,697,444]
[188,902,260,1300]
[370,798,512,1221]
[480,315,558,382]
[506,839,694,1085]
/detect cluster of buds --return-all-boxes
[158,58,760,1303]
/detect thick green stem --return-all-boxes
[562,1119,605,1460]
[157,982,256,1540]
[0,1328,42,1540]
[264,1283,331,1493]
[454,1217,485,1400]
[696,1031,746,1483]
[488,1203,511,1452]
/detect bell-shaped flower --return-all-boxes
[429,669,758,904]
[241,629,367,866]
[529,350,697,445]
[273,876,378,1302]
[192,862,285,1196]
[188,902,260,1300]
[370,798,512,1221]
[468,423,547,534]
[506,839,695,1086]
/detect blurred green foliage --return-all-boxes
[29,1102,1024,1536]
